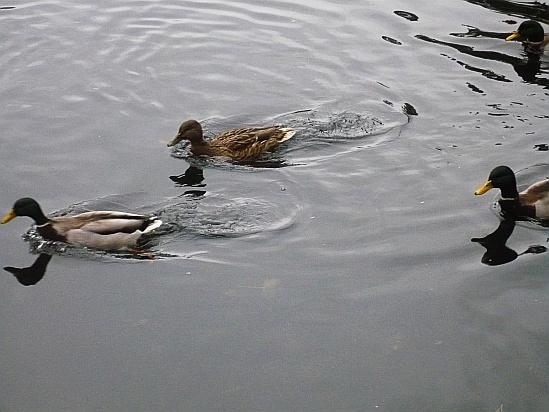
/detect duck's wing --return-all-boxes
[520,179,549,203]
[213,127,295,160]
[213,127,274,150]
[50,212,159,235]
[520,179,549,220]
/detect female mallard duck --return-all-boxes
[506,20,549,53]
[475,166,549,221]
[1,197,162,251]
[167,119,296,163]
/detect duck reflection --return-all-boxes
[169,165,207,198]
[415,29,546,87]
[4,253,52,286]
[512,53,542,83]
[471,219,547,265]
[169,165,205,187]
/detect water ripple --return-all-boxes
[18,187,302,260]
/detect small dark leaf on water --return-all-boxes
[402,102,418,116]
[524,245,547,254]
[382,36,402,45]
[394,10,418,21]
[467,82,484,94]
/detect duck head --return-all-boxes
[506,20,545,42]
[2,197,49,225]
[167,120,204,147]
[475,166,518,198]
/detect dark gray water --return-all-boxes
[1,0,548,410]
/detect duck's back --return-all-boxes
[50,211,153,235]
[196,126,295,161]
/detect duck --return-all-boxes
[167,119,296,163]
[475,165,549,221]
[1,197,163,251]
[506,20,549,53]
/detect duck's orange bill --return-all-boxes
[1,209,17,224]
[475,180,493,195]
[506,31,521,41]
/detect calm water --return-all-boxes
[1,0,548,410]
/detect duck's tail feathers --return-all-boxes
[279,128,296,142]
[143,218,163,234]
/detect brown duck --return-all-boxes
[167,119,296,163]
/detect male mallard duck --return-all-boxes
[475,166,549,221]
[167,119,296,163]
[1,197,163,251]
[506,20,549,53]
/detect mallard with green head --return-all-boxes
[475,166,549,221]
[506,20,549,53]
[167,119,296,163]
[2,197,163,251]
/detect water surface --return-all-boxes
[0,0,547,410]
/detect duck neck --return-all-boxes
[36,222,65,242]
[34,214,50,226]
[189,141,210,156]
[499,186,519,200]
[30,207,50,226]
[187,127,206,146]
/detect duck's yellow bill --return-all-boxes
[475,181,493,195]
[506,31,521,41]
[1,209,17,224]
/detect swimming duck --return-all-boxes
[475,166,549,221]
[167,119,296,163]
[506,20,549,53]
[1,197,163,251]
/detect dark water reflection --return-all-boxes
[169,165,206,186]
[462,0,549,22]
[4,253,52,286]
[1,0,548,410]
[472,218,547,265]
[416,0,549,87]
[416,33,548,86]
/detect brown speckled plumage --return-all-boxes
[167,119,296,162]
